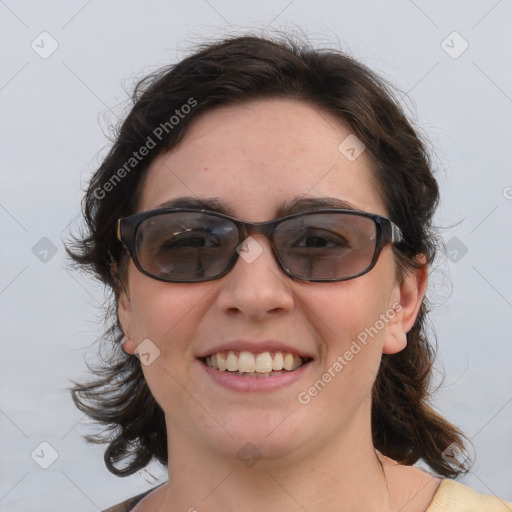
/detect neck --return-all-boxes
[159,412,392,511]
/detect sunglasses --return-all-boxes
[117,208,403,283]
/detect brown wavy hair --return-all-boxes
[68,33,470,477]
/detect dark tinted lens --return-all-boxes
[274,213,377,280]
[136,212,238,281]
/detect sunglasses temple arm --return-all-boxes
[116,219,123,242]
[390,223,403,243]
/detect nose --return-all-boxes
[215,235,295,321]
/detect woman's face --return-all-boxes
[120,99,423,464]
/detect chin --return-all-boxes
[203,408,314,463]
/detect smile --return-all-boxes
[202,350,312,376]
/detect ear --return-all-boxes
[118,290,137,355]
[382,257,428,355]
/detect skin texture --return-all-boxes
[119,99,440,511]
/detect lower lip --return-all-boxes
[198,360,312,392]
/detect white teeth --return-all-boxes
[255,352,273,373]
[238,351,256,372]
[292,355,303,370]
[282,353,294,371]
[204,350,307,373]
[226,351,238,371]
[217,352,226,371]
[272,352,283,371]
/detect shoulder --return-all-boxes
[380,456,510,512]
[102,485,163,512]
[427,479,512,512]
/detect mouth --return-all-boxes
[200,350,313,377]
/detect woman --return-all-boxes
[69,35,510,511]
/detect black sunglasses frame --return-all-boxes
[117,208,403,283]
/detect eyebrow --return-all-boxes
[155,195,359,217]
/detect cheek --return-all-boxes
[128,271,211,358]
[128,279,213,415]
[310,276,392,343]
[305,277,395,391]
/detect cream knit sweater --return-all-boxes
[426,480,511,511]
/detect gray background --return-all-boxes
[1,0,511,509]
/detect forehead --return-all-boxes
[139,99,385,219]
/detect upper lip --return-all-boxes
[197,340,314,359]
